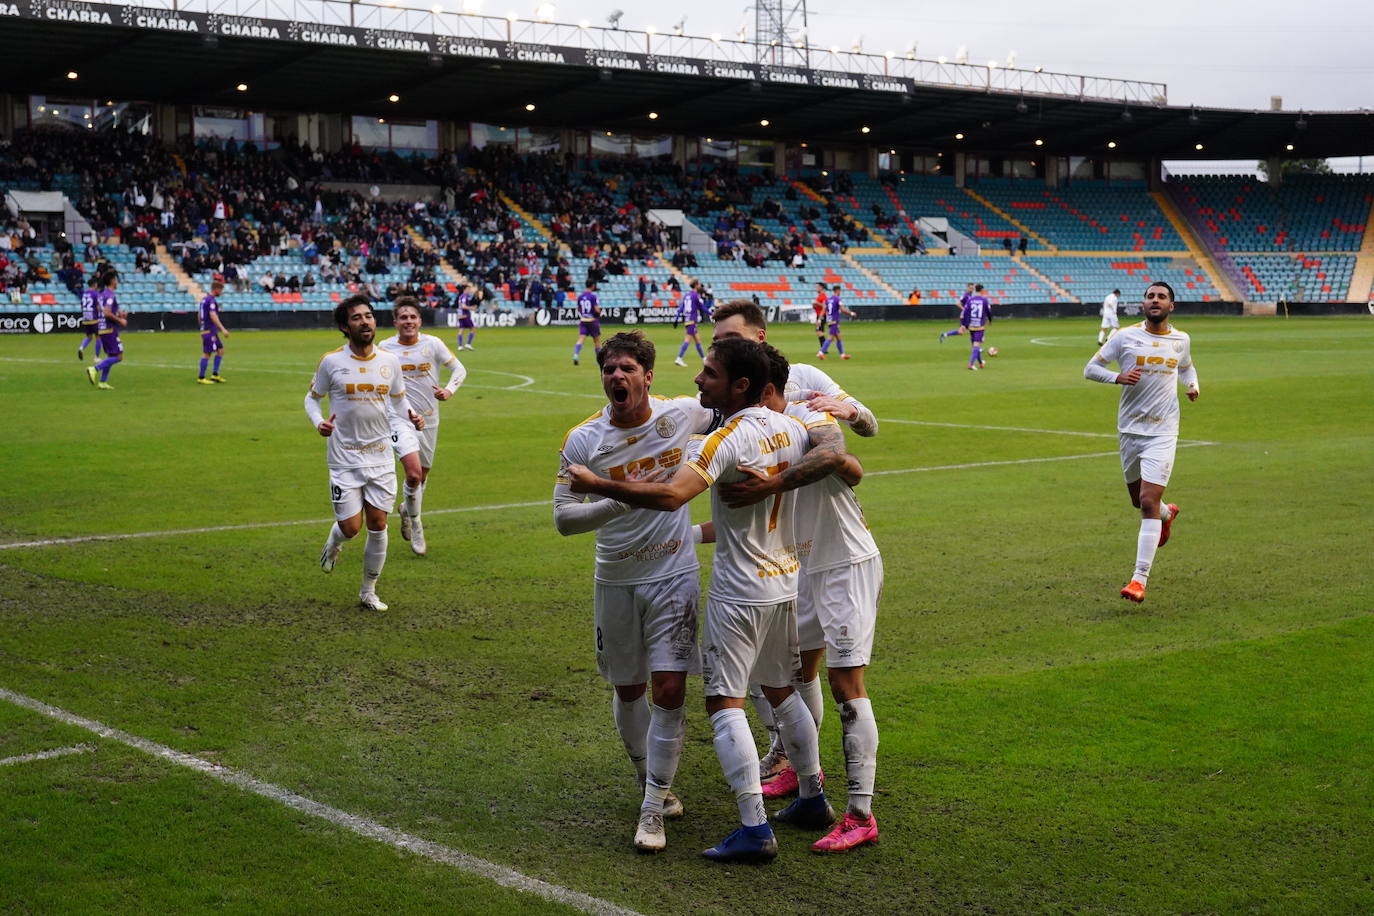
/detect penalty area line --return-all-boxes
[0,687,643,916]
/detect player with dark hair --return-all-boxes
[672,280,712,367]
[938,282,974,343]
[84,272,126,390]
[1083,281,1199,603]
[573,280,602,366]
[304,296,425,610]
[961,284,992,370]
[816,285,857,360]
[456,284,477,350]
[77,271,104,361]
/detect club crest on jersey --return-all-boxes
[379,365,392,379]
[1173,342,1183,353]
[655,416,678,439]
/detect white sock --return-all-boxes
[838,697,879,819]
[404,481,422,521]
[773,692,823,798]
[613,694,650,783]
[710,707,765,827]
[749,684,784,758]
[643,704,685,812]
[796,675,825,732]
[325,522,350,550]
[1134,518,1162,585]
[361,528,387,595]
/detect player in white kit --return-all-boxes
[379,297,467,556]
[717,346,884,852]
[565,337,848,864]
[709,299,879,784]
[1099,288,1121,344]
[304,296,425,611]
[1084,282,1199,603]
[554,331,717,853]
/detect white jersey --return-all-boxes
[309,347,408,469]
[784,362,877,436]
[558,395,717,585]
[688,406,810,605]
[1101,293,1119,321]
[378,333,464,428]
[783,402,880,574]
[1091,323,1196,436]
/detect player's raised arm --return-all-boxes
[565,462,708,512]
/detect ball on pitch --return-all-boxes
[987,346,999,357]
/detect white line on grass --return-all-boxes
[0,743,95,767]
[0,687,643,916]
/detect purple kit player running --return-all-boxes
[196,280,230,384]
[85,273,127,390]
[456,285,477,350]
[939,283,974,343]
[572,280,602,366]
[672,279,712,367]
[78,275,103,360]
[817,285,857,360]
[961,284,992,370]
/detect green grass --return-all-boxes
[2,316,1372,913]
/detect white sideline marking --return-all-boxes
[879,417,1119,439]
[0,743,95,767]
[868,439,1215,477]
[0,687,643,916]
[0,500,550,551]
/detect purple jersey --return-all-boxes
[826,294,843,324]
[198,294,220,332]
[577,291,599,320]
[97,289,121,333]
[961,295,991,330]
[81,288,101,323]
[676,290,710,325]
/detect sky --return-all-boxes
[532,0,1373,113]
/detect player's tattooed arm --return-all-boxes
[806,393,878,437]
[837,453,864,487]
[719,423,847,507]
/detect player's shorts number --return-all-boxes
[596,626,603,651]
[331,484,343,502]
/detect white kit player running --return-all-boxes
[1083,281,1199,604]
[554,331,717,853]
[379,296,467,556]
[1099,288,1121,344]
[717,346,884,853]
[305,296,425,611]
[565,337,848,865]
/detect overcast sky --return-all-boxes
[544,0,1372,112]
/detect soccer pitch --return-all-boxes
[2,316,1371,914]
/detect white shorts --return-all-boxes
[1119,433,1177,486]
[701,598,799,698]
[798,554,883,667]
[397,425,437,468]
[328,464,397,520]
[1101,313,1120,329]
[389,425,421,462]
[593,570,701,685]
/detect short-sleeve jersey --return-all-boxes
[1102,293,1119,320]
[961,295,991,330]
[688,406,811,605]
[97,289,120,333]
[558,395,718,585]
[577,291,599,320]
[782,402,880,574]
[308,347,408,469]
[1091,323,1195,436]
[826,294,843,323]
[198,294,220,332]
[378,333,464,428]
[456,292,471,311]
[684,290,710,324]
[81,287,100,323]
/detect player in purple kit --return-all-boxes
[960,284,992,370]
[84,272,126,391]
[572,280,602,366]
[672,279,712,367]
[77,273,104,360]
[816,285,856,361]
[196,281,230,385]
[456,284,477,350]
[939,283,975,343]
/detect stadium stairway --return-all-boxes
[961,187,1054,251]
[157,245,205,304]
[841,251,903,301]
[1012,254,1078,302]
[1150,191,1239,301]
[403,226,468,288]
[1347,198,1374,304]
[497,192,561,251]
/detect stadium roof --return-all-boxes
[4,1,1373,160]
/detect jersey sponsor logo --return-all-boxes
[343,382,390,395]
[604,447,684,480]
[1134,355,1179,369]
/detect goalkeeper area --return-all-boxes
[2,316,1371,913]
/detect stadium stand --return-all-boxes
[970,178,1186,252]
[1169,174,1370,253]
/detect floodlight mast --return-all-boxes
[751,0,809,66]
